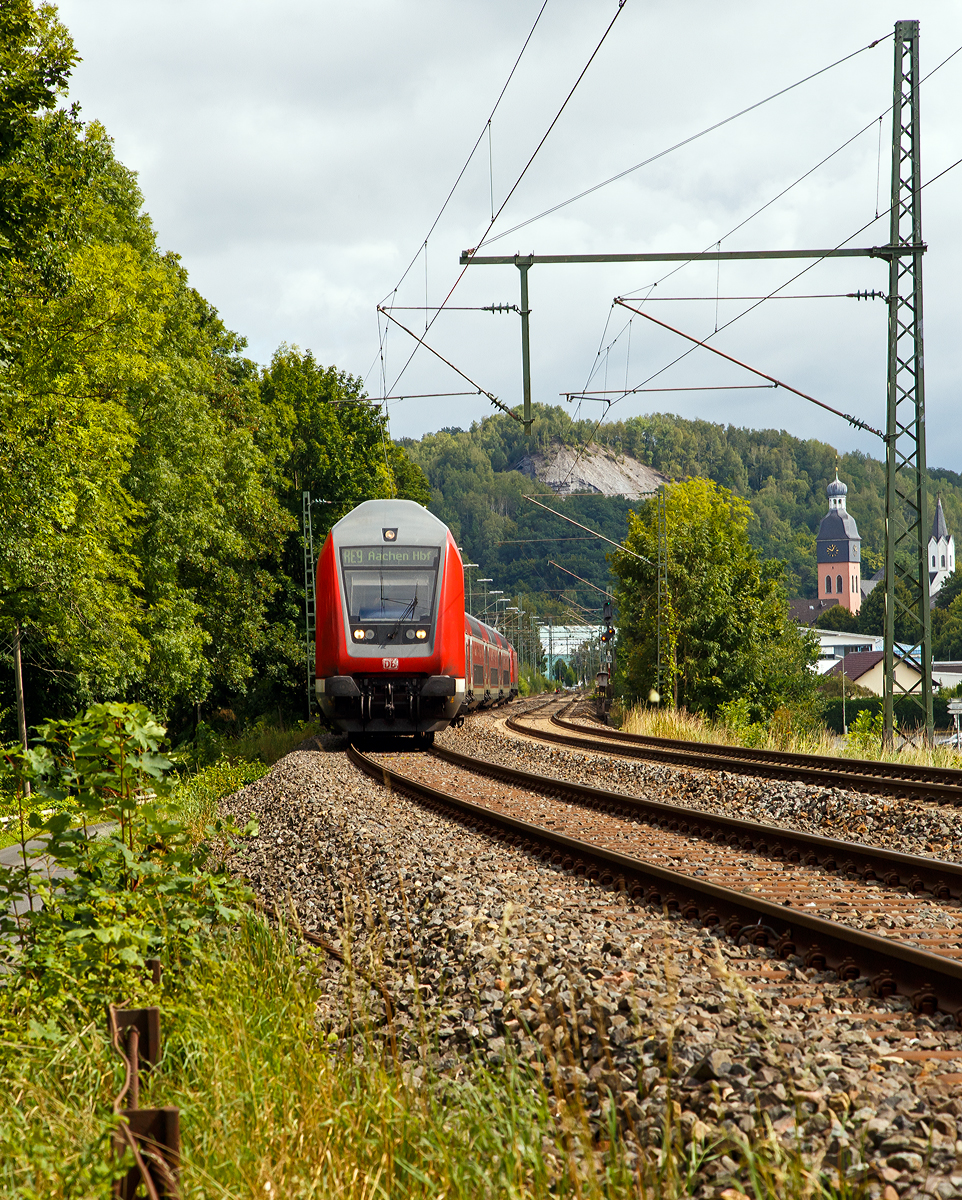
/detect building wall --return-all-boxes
[850,660,922,697]
[818,563,861,614]
[930,532,956,595]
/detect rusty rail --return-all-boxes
[347,743,962,1019]
[505,704,962,805]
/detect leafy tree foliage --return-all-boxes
[239,348,430,720]
[815,604,859,633]
[612,479,819,718]
[405,403,962,621]
[851,576,916,642]
[0,3,428,733]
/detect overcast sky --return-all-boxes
[57,1,962,466]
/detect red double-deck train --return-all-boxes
[315,499,518,740]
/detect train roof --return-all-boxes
[330,499,453,546]
[466,612,511,648]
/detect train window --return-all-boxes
[474,664,484,686]
[340,546,438,623]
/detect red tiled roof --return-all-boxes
[825,650,884,681]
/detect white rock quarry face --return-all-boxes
[515,444,667,498]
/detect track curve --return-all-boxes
[347,739,962,1020]
[506,701,962,805]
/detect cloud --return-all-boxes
[58,0,962,461]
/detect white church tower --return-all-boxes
[929,496,955,596]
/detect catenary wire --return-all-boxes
[383,1,630,402]
[370,0,549,395]
[379,0,550,306]
[559,150,962,485]
[478,33,891,248]
[567,37,962,434]
[560,44,962,486]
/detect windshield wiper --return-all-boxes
[386,584,419,642]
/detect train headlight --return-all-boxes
[365,629,375,640]
[405,629,415,640]
[415,629,427,640]
[353,628,365,640]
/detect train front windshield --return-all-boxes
[340,546,439,622]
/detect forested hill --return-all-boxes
[399,404,962,612]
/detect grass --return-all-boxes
[0,913,870,1199]
[1,714,871,1199]
[621,702,962,769]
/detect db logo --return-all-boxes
[382,658,399,670]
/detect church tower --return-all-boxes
[929,496,955,596]
[816,473,861,614]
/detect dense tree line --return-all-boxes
[404,402,962,627]
[0,2,427,738]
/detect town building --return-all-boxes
[929,496,956,596]
[809,628,882,675]
[824,649,922,696]
[816,474,861,614]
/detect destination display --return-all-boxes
[340,546,439,568]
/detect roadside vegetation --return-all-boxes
[2,702,868,1199]
[621,699,962,769]
[0,1,430,750]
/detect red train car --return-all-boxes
[315,499,517,738]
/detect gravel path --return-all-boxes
[217,710,962,1199]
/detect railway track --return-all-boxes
[348,735,962,1019]
[506,700,962,806]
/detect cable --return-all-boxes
[560,47,962,484]
[384,1,630,402]
[380,0,550,306]
[478,33,891,248]
[563,148,962,477]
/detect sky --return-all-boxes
[56,0,962,467]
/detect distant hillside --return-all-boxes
[515,443,668,498]
[398,404,962,617]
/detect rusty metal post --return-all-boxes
[110,1004,180,1200]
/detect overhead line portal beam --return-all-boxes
[460,247,923,266]
[459,245,923,432]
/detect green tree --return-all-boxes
[934,569,962,612]
[0,5,291,728]
[932,597,962,661]
[815,604,859,632]
[855,577,916,640]
[241,348,431,718]
[612,479,818,718]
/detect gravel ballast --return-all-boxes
[452,708,962,866]
[220,713,962,1200]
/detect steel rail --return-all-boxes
[346,743,962,1017]
[557,708,962,787]
[431,744,962,901]
[505,708,962,805]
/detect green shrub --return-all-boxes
[0,704,256,1023]
[716,697,765,747]
[845,707,884,756]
